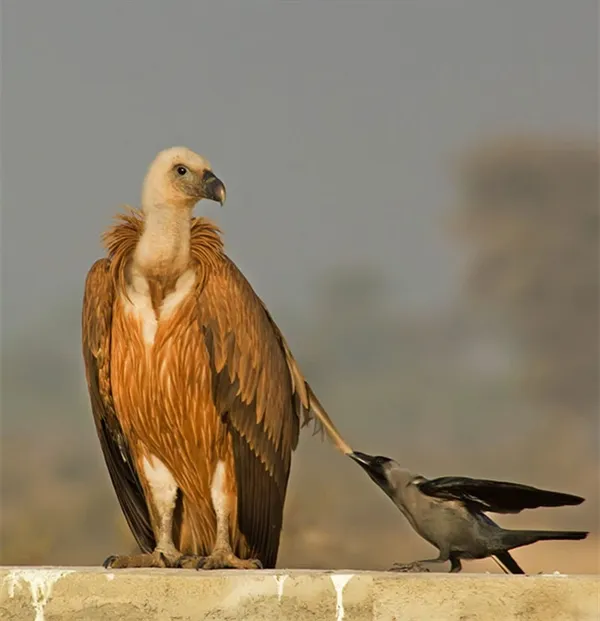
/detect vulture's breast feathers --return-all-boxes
[102,207,225,347]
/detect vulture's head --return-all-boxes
[142,146,226,211]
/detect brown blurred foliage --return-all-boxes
[1,134,598,574]
[452,136,598,421]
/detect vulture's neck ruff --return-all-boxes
[102,207,224,302]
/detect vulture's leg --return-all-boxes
[104,455,183,569]
[180,460,263,570]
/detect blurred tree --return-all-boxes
[450,136,598,442]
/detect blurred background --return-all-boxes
[1,1,598,574]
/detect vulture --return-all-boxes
[82,146,352,570]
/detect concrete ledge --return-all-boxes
[0,567,598,621]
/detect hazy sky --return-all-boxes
[1,1,597,342]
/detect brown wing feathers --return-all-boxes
[229,425,289,568]
[198,260,302,567]
[82,258,155,553]
[202,335,295,568]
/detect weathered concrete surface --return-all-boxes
[0,567,598,621]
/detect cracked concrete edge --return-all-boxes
[0,567,598,621]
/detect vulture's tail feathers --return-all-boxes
[305,383,353,455]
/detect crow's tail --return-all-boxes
[502,529,588,551]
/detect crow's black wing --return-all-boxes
[417,476,584,514]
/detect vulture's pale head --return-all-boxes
[141,146,226,212]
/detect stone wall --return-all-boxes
[1,567,598,621]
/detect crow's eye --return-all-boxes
[176,166,188,176]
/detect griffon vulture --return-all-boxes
[82,146,352,570]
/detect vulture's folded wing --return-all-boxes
[82,258,155,553]
[417,476,585,514]
[197,257,312,568]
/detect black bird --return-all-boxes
[350,451,588,574]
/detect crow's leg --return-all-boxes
[494,551,525,574]
[449,555,462,573]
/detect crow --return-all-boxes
[350,451,588,574]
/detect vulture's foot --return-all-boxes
[103,548,180,569]
[180,549,263,570]
[389,561,431,573]
[175,554,206,570]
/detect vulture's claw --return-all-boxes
[175,554,205,570]
[103,550,174,569]
[189,549,263,570]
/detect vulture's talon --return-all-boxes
[194,549,263,570]
[102,550,174,569]
[155,545,184,568]
[175,554,204,570]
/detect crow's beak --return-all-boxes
[349,450,391,489]
[349,451,376,469]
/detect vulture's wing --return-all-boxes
[197,258,313,568]
[82,258,155,553]
[417,476,585,514]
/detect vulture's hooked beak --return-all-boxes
[202,170,227,206]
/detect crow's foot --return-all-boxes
[389,561,431,573]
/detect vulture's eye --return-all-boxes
[176,166,188,176]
